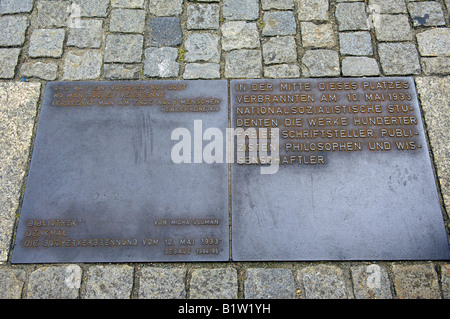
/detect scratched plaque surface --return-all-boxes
[12,80,229,263]
[231,77,450,261]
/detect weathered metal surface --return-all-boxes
[231,77,450,261]
[12,78,450,263]
[12,80,229,263]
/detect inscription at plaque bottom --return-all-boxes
[231,77,450,261]
[12,80,229,263]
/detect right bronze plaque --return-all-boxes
[231,77,450,261]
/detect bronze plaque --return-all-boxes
[12,80,229,263]
[231,77,450,261]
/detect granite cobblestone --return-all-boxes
[297,0,329,21]
[29,29,65,58]
[374,14,413,42]
[262,11,297,36]
[84,265,134,299]
[187,3,220,30]
[301,22,336,48]
[190,268,238,299]
[342,56,380,76]
[0,0,34,14]
[262,36,297,64]
[146,17,182,47]
[392,264,441,299]
[35,0,70,28]
[138,267,187,299]
[110,9,147,33]
[408,1,445,27]
[339,31,373,56]
[245,268,295,299]
[223,0,259,21]
[0,0,450,299]
[104,34,144,63]
[299,265,350,299]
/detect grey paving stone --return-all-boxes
[378,42,420,75]
[368,0,407,14]
[111,0,145,8]
[84,265,134,299]
[262,36,297,64]
[35,0,70,28]
[62,50,103,80]
[20,61,58,81]
[408,2,445,27]
[297,0,329,21]
[245,268,295,299]
[0,0,33,14]
[442,264,450,299]
[223,0,259,21]
[27,266,81,299]
[415,77,450,214]
[0,15,29,47]
[190,268,238,299]
[301,22,336,48]
[421,57,450,75]
[148,0,183,16]
[262,11,297,36]
[221,21,260,51]
[264,64,300,78]
[299,265,350,299]
[374,15,413,42]
[339,31,373,56]
[110,9,146,33]
[0,82,40,261]
[301,49,340,77]
[335,2,369,31]
[351,264,392,299]
[138,267,186,299]
[184,63,220,79]
[29,29,65,58]
[0,268,26,299]
[184,33,220,63]
[416,28,450,57]
[67,19,103,49]
[392,264,441,299]
[262,0,294,10]
[104,64,141,79]
[144,47,179,77]
[225,49,262,78]
[187,3,220,30]
[342,57,380,76]
[72,0,109,17]
[104,34,144,63]
[146,17,182,47]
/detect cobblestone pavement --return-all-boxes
[0,0,450,299]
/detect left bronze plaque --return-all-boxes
[12,81,229,263]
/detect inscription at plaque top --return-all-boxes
[12,80,229,263]
[231,77,450,261]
